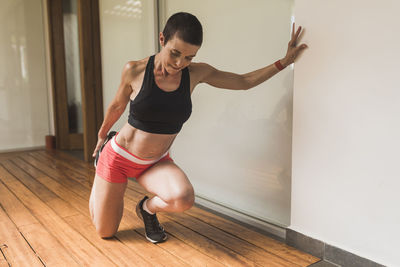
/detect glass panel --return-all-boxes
[164,0,294,226]
[0,0,50,151]
[62,0,83,134]
[99,0,156,131]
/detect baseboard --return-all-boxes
[194,195,286,240]
[286,229,386,267]
[0,146,45,153]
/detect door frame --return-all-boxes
[47,0,103,162]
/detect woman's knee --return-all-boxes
[170,185,195,212]
[96,227,117,239]
[93,220,119,239]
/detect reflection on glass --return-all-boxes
[62,0,83,133]
[103,0,143,19]
[0,0,50,150]
[99,0,156,131]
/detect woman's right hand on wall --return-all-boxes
[281,23,308,67]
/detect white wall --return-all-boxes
[99,0,157,131]
[0,0,50,151]
[164,0,295,227]
[292,0,400,266]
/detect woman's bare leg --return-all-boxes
[136,160,195,214]
[89,174,127,238]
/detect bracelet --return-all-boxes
[274,60,286,71]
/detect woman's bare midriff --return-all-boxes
[116,122,177,160]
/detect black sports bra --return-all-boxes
[128,55,192,134]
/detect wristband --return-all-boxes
[274,60,286,71]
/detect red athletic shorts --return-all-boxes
[95,135,173,183]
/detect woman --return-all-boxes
[90,12,308,243]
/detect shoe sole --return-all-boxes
[145,234,168,244]
[135,201,168,244]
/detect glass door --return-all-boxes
[47,0,104,161]
[62,0,83,135]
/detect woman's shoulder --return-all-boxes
[124,57,150,72]
[122,57,151,78]
[188,62,214,73]
[188,62,215,82]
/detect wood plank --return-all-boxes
[26,177,177,267]
[2,160,56,202]
[155,231,226,267]
[29,152,92,187]
[2,160,79,219]
[63,214,152,267]
[34,152,92,187]
[28,152,236,266]
[0,245,9,267]
[126,180,319,266]
[0,167,38,227]
[0,244,11,267]
[113,217,189,267]
[37,150,96,183]
[35,150,95,184]
[162,220,256,267]
[167,212,294,267]
[33,151,96,185]
[0,164,115,266]
[42,149,94,169]
[37,150,93,177]
[21,151,319,266]
[17,155,190,267]
[0,149,42,163]
[0,248,9,267]
[122,190,260,267]
[45,150,320,265]
[14,158,156,266]
[18,223,79,266]
[185,207,319,266]
[121,207,231,267]
[118,210,222,267]
[3,159,148,266]
[18,154,91,199]
[13,158,89,216]
[120,196,234,266]
[0,207,43,266]
[0,176,79,266]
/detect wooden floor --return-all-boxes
[0,149,320,266]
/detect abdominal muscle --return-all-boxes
[116,122,177,160]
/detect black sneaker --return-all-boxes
[94,131,117,168]
[136,196,167,243]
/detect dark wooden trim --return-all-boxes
[47,0,70,149]
[77,0,104,162]
[69,133,84,150]
[91,0,104,134]
[47,0,102,159]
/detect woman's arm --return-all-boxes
[92,62,134,157]
[194,62,282,90]
[196,23,308,90]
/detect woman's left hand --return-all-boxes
[281,23,308,67]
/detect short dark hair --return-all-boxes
[162,12,203,46]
